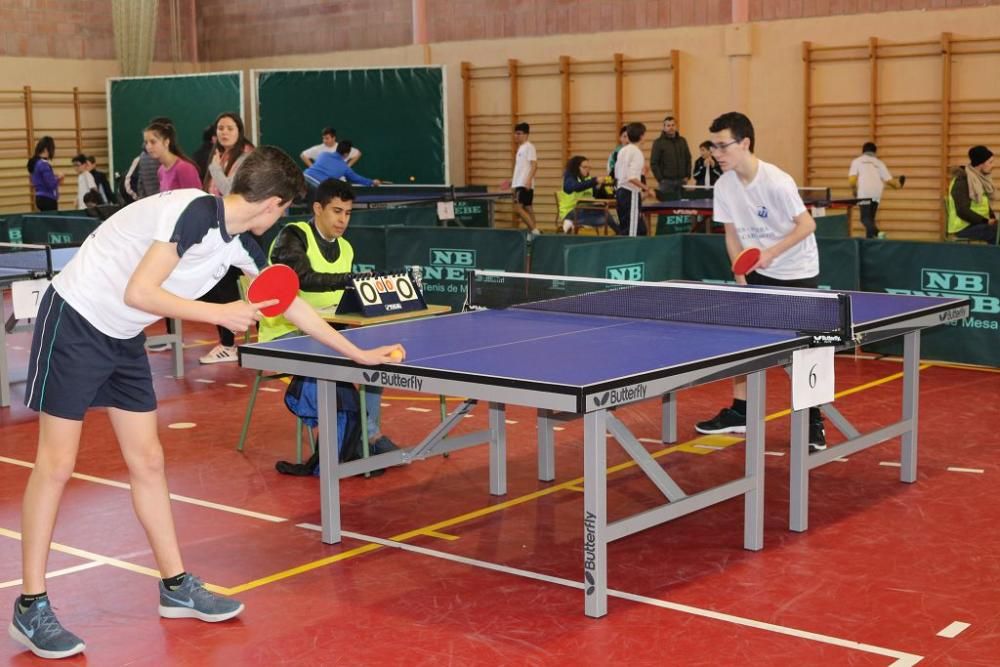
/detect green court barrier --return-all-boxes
[21,215,100,245]
[563,235,685,281]
[0,216,24,243]
[343,226,388,272]
[350,208,439,228]
[529,234,628,276]
[860,240,1000,366]
[384,228,527,310]
[814,213,849,238]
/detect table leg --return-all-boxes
[488,402,507,495]
[583,410,608,618]
[0,294,10,408]
[317,379,342,544]
[661,392,677,444]
[536,409,556,482]
[744,370,765,551]
[901,331,920,483]
[789,406,810,532]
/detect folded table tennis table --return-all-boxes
[239,270,968,618]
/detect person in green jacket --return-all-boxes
[947,145,997,243]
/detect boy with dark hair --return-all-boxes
[614,122,653,236]
[84,155,115,204]
[304,141,380,188]
[694,112,827,452]
[300,127,362,168]
[510,122,540,236]
[8,146,402,660]
[262,178,401,458]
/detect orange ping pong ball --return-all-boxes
[390,348,404,361]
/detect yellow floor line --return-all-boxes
[421,530,460,541]
[225,543,383,595]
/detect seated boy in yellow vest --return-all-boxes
[948,145,997,243]
[258,178,402,456]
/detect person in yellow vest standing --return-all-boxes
[259,178,402,456]
[948,145,997,243]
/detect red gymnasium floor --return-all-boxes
[1,321,998,666]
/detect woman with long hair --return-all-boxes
[200,112,256,363]
[205,112,254,195]
[27,136,63,211]
[144,120,202,192]
[558,155,618,234]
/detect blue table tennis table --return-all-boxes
[0,244,184,407]
[238,270,968,618]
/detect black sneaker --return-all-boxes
[695,408,747,435]
[809,421,827,453]
[370,435,401,455]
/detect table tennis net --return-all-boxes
[0,244,52,276]
[467,271,852,338]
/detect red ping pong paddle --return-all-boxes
[731,247,761,276]
[247,264,299,317]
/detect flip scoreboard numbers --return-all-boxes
[336,270,428,317]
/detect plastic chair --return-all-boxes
[553,192,611,235]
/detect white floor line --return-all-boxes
[834,458,849,463]
[407,407,432,413]
[880,461,902,468]
[638,437,662,444]
[0,456,287,523]
[553,427,565,432]
[0,562,104,589]
[195,378,215,384]
[226,383,247,388]
[505,419,518,425]
[339,530,923,666]
[259,387,281,392]
[765,451,785,457]
[936,621,970,638]
[946,467,984,474]
[693,444,724,451]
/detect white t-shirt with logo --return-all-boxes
[53,189,263,339]
[302,142,361,164]
[713,160,819,281]
[614,143,645,193]
[511,141,537,189]
[848,153,892,201]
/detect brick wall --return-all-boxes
[0,0,194,62]
[2,0,1000,62]
[425,0,731,42]
[195,0,413,62]
[748,0,1000,21]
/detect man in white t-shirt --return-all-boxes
[8,147,402,661]
[694,112,828,452]
[848,142,904,239]
[509,122,540,235]
[300,127,362,168]
[614,122,654,236]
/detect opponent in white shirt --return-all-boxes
[300,127,361,167]
[613,122,654,236]
[694,111,828,452]
[848,142,904,238]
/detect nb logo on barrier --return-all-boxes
[922,269,989,295]
[429,249,477,267]
[605,262,644,281]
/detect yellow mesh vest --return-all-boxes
[947,176,991,234]
[257,221,354,343]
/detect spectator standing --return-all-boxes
[27,136,62,211]
[650,116,692,201]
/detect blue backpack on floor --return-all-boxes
[276,377,363,476]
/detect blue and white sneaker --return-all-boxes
[158,574,244,622]
[8,597,85,659]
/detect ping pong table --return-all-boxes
[238,270,968,618]
[0,244,184,408]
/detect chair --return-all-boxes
[553,192,611,235]
[235,275,314,463]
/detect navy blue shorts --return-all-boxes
[24,287,157,420]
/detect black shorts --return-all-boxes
[513,187,534,206]
[25,287,157,420]
[747,272,819,289]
